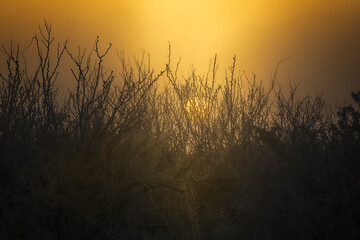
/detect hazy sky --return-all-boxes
[1,0,360,103]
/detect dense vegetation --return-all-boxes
[1,23,359,240]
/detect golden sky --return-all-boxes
[1,0,360,102]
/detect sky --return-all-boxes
[1,0,360,104]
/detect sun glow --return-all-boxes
[185,97,210,121]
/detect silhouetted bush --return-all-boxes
[1,22,359,240]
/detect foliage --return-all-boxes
[0,22,359,239]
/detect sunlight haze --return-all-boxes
[1,0,360,102]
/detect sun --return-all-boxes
[185,97,210,121]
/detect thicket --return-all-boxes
[1,23,359,240]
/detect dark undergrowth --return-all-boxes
[1,23,359,240]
